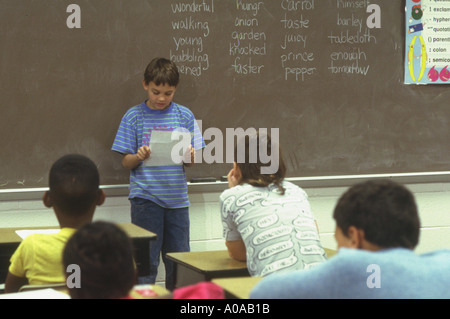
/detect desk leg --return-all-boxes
[173,264,207,289]
[132,238,151,277]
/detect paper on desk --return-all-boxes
[15,229,60,240]
[0,288,69,299]
[143,130,192,167]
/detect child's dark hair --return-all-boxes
[333,179,421,249]
[63,221,136,299]
[235,130,286,195]
[48,154,100,216]
[144,57,180,87]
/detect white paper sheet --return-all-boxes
[143,130,192,167]
[15,229,60,240]
[0,288,69,299]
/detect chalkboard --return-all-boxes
[1,0,449,189]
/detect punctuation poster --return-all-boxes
[405,0,450,84]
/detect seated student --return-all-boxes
[220,131,327,277]
[63,220,225,299]
[4,154,105,293]
[63,221,136,299]
[250,179,450,299]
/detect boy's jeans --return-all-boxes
[130,197,190,291]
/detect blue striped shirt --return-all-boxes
[112,101,205,208]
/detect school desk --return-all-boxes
[0,223,157,283]
[166,250,250,289]
[212,276,262,299]
[323,247,337,258]
[168,248,337,289]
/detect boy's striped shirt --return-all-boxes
[112,102,204,208]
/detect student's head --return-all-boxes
[43,154,105,226]
[233,130,286,194]
[142,58,179,111]
[333,179,420,251]
[63,221,136,299]
[143,57,179,87]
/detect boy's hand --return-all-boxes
[137,145,151,161]
[183,144,195,167]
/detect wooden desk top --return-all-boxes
[167,250,247,273]
[324,247,337,258]
[167,248,336,272]
[0,223,157,244]
[213,276,262,299]
[118,223,157,240]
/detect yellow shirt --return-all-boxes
[9,228,76,285]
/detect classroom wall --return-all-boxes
[0,182,449,284]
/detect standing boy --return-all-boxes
[5,154,105,293]
[112,58,204,290]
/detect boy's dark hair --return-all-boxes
[48,154,100,216]
[235,131,286,195]
[63,221,136,299]
[333,179,421,249]
[144,57,179,87]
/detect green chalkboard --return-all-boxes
[1,0,449,189]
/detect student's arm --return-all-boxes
[121,146,151,170]
[315,220,320,233]
[227,163,242,188]
[4,272,28,293]
[225,240,247,262]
